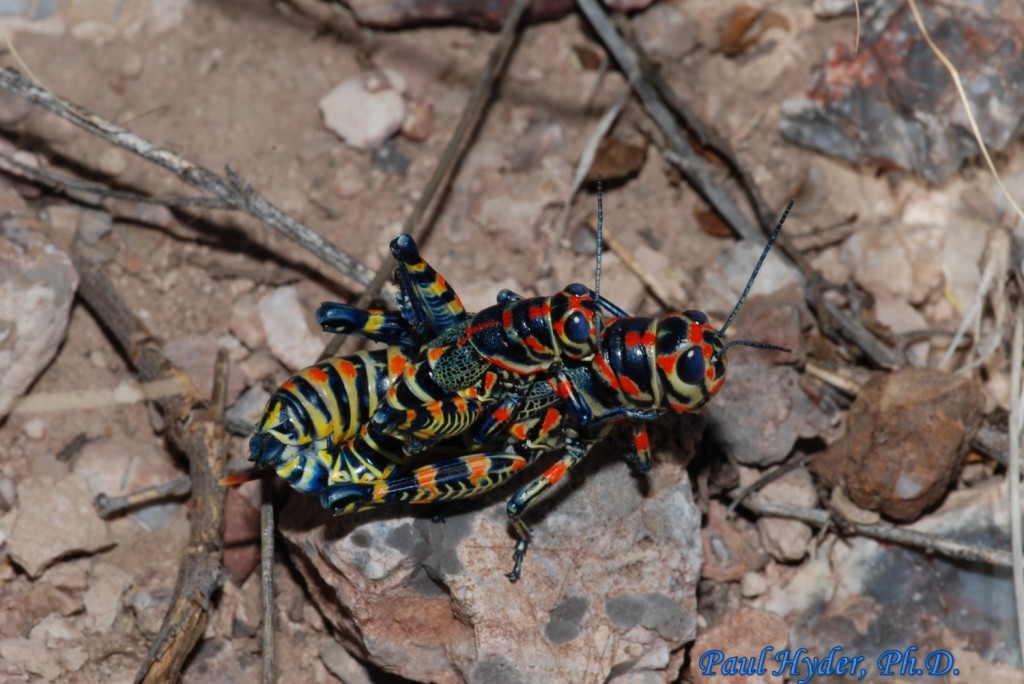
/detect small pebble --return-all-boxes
[22,417,46,441]
[88,350,109,369]
[0,477,16,511]
[258,286,322,371]
[320,70,406,151]
[740,571,769,598]
[12,150,39,167]
[97,148,128,177]
[333,165,368,198]
[401,99,434,142]
[122,52,144,78]
[78,209,113,244]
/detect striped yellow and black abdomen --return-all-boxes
[249,349,406,494]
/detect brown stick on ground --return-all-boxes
[575,1,899,368]
[73,244,229,684]
[733,493,1012,568]
[319,0,535,360]
[0,67,373,288]
[575,0,761,244]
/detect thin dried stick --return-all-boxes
[726,452,812,515]
[542,90,628,276]
[583,219,675,310]
[1008,306,1023,663]
[586,6,898,367]
[575,0,761,244]
[0,68,374,287]
[0,151,226,209]
[614,14,777,234]
[136,349,229,684]
[938,229,1009,371]
[319,0,534,359]
[261,478,276,684]
[95,477,193,519]
[73,245,229,683]
[55,432,89,463]
[733,493,1013,568]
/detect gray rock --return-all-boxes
[73,438,182,533]
[83,562,132,633]
[742,466,817,563]
[707,352,826,468]
[0,181,79,420]
[7,476,114,577]
[281,430,703,683]
[320,70,406,151]
[781,0,1024,184]
[0,637,62,681]
[765,481,1019,682]
[320,639,375,684]
[257,286,323,371]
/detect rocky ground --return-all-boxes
[0,0,1021,682]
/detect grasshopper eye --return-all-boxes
[677,346,705,386]
[563,311,591,344]
[683,310,708,325]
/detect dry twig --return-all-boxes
[575,0,761,245]
[733,492,1013,568]
[73,245,230,683]
[574,1,899,368]
[261,479,276,684]
[0,150,225,210]
[726,452,813,515]
[615,15,777,233]
[1008,307,1024,662]
[542,90,627,276]
[95,477,193,519]
[0,68,373,287]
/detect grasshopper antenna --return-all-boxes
[594,175,604,341]
[718,200,793,337]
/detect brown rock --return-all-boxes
[813,368,984,522]
[222,489,261,584]
[744,467,817,563]
[401,99,435,142]
[586,134,646,182]
[701,501,768,582]
[281,440,703,682]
